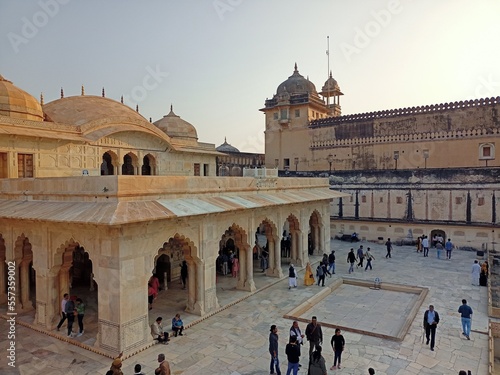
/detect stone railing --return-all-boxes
[311,127,500,149]
[310,96,500,128]
[243,167,278,178]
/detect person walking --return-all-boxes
[356,245,364,268]
[289,321,304,367]
[231,256,239,278]
[285,335,300,375]
[288,264,297,289]
[445,238,454,259]
[308,346,327,375]
[330,328,345,370]
[385,238,393,258]
[458,299,473,340]
[436,242,443,259]
[328,250,336,275]
[471,260,481,286]
[75,297,85,337]
[305,316,323,357]
[269,325,281,375]
[422,236,429,257]
[423,304,440,351]
[347,248,356,274]
[56,293,69,331]
[304,262,315,286]
[316,264,326,287]
[364,247,375,271]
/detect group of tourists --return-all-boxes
[150,313,185,344]
[56,293,85,338]
[416,235,454,260]
[216,250,240,277]
[269,317,375,375]
[107,352,171,375]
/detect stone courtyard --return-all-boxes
[0,238,491,374]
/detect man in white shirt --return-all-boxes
[151,317,170,344]
[422,236,429,257]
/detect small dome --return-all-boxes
[0,74,44,121]
[320,71,343,97]
[216,138,240,153]
[276,63,318,96]
[153,105,198,140]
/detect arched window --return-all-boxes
[479,143,495,160]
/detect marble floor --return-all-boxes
[0,239,490,374]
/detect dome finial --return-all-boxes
[224,136,227,143]
[81,85,85,96]
[60,87,64,98]
[120,95,123,104]
[102,87,105,98]
[170,103,173,112]
[294,62,298,72]
[149,117,152,123]
[40,92,44,105]
[136,104,139,113]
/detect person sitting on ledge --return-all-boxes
[151,317,170,344]
[172,313,184,337]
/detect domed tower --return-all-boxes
[0,74,44,121]
[260,63,328,170]
[153,105,198,147]
[320,71,343,117]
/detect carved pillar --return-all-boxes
[35,268,59,328]
[163,271,168,291]
[20,261,31,310]
[266,237,283,278]
[186,261,196,312]
[245,246,256,291]
[266,237,275,276]
[290,231,298,264]
[295,231,304,268]
[192,259,205,315]
[59,265,70,299]
[314,225,320,255]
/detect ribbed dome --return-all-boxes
[0,74,44,121]
[153,105,198,140]
[276,63,318,96]
[43,95,149,126]
[216,138,240,153]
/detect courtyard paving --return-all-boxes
[0,239,490,374]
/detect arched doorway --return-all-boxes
[122,153,137,175]
[14,235,34,310]
[216,224,254,292]
[101,152,115,175]
[430,229,446,247]
[152,234,202,314]
[256,219,282,278]
[309,210,323,256]
[142,154,155,175]
[54,241,97,340]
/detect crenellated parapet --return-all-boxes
[310,96,500,128]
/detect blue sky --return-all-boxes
[1,0,500,153]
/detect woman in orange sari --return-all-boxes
[304,262,315,286]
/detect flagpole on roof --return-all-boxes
[326,36,330,107]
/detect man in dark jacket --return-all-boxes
[285,335,300,375]
[305,316,323,357]
[347,248,356,274]
[423,305,440,351]
[269,325,281,375]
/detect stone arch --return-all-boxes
[429,229,446,247]
[101,150,117,175]
[309,209,323,256]
[255,217,283,278]
[122,152,139,175]
[14,234,34,310]
[152,233,203,314]
[51,239,98,338]
[142,153,156,175]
